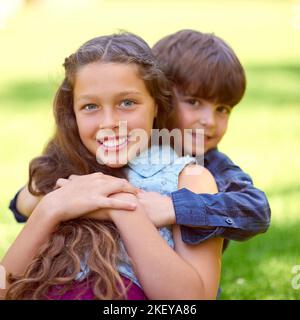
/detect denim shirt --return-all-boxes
[172,148,271,247]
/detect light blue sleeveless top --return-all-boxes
[76,145,196,287]
[118,144,196,287]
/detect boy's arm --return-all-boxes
[9,186,41,223]
[172,158,271,245]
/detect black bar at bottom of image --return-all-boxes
[0,300,298,319]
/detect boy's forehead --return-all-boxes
[173,85,204,99]
[173,86,230,106]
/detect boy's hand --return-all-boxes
[136,191,176,227]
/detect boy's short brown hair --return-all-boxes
[152,29,246,107]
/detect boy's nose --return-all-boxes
[199,105,215,128]
[99,108,119,129]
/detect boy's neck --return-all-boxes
[204,146,218,155]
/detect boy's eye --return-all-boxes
[185,98,200,107]
[217,105,231,115]
[120,99,135,109]
[83,104,98,111]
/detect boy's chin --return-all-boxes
[184,144,215,157]
[187,146,205,157]
[204,144,218,153]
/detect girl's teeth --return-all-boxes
[102,137,127,148]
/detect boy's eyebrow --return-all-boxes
[75,91,142,102]
[177,93,232,107]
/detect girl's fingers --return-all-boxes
[104,179,136,195]
[99,198,137,210]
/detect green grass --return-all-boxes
[0,0,300,300]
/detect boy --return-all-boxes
[9,30,270,251]
[136,29,270,250]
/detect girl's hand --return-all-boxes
[136,191,176,227]
[40,173,137,223]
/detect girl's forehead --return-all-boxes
[75,62,141,84]
[73,62,151,100]
[77,61,139,73]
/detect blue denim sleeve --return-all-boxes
[171,153,271,245]
[9,188,28,223]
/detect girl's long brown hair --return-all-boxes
[6,32,173,300]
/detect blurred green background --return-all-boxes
[0,0,299,299]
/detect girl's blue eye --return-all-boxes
[120,99,135,109]
[83,104,98,111]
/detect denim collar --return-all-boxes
[127,144,177,178]
[204,147,218,167]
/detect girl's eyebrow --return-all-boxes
[75,94,96,102]
[114,91,143,98]
[75,91,142,102]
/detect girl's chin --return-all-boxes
[103,162,127,168]
[96,146,129,167]
[96,156,129,168]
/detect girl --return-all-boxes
[1,32,222,300]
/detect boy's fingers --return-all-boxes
[54,178,69,189]
[68,174,80,181]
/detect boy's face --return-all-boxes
[175,91,232,154]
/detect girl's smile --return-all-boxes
[97,135,129,152]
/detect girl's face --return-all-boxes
[73,62,157,167]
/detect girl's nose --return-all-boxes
[99,108,119,129]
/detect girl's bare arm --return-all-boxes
[109,165,222,299]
